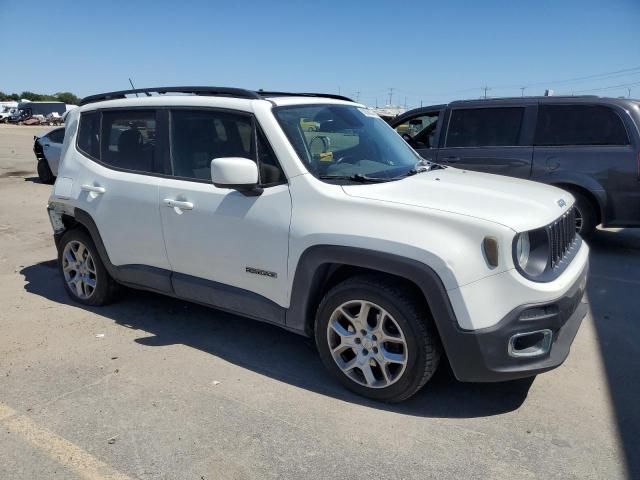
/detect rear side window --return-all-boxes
[77,112,100,159]
[446,107,524,147]
[101,110,157,172]
[535,105,629,146]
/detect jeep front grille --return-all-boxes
[547,208,577,269]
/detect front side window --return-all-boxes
[101,110,156,172]
[169,110,285,184]
[394,113,440,149]
[273,104,423,181]
[535,105,629,146]
[77,112,100,159]
[446,107,524,148]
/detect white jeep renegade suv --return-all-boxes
[47,87,589,402]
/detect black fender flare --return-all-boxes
[285,245,459,339]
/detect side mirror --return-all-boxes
[211,157,262,195]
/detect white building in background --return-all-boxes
[369,105,406,120]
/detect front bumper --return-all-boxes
[439,261,589,382]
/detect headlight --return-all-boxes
[515,232,530,269]
[513,229,550,278]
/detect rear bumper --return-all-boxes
[439,262,588,382]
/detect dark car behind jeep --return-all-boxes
[391,96,640,236]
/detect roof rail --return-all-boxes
[257,91,354,102]
[79,86,354,106]
[79,86,261,106]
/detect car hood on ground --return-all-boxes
[341,168,573,232]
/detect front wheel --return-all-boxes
[315,275,441,402]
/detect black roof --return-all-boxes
[79,86,353,106]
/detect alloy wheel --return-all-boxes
[62,240,97,299]
[326,300,408,388]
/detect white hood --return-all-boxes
[342,168,573,232]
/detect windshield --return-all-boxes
[273,104,424,181]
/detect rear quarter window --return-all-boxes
[535,105,629,146]
[77,112,100,159]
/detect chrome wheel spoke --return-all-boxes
[329,318,355,342]
[358,302,372,329]
[360,362,377,386]
[86,258,96,274]
[380,346,406,366]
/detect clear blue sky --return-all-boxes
[1,0,639,108]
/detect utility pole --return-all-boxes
[482,86,491,99]
[629,88,632,99]
[355,91,360,102]
[404,96,407,109]
[520,87,526,97]
[420,100,423,107]
[375,97,378,108]
[388,87,394,106]
[338,86,341,95]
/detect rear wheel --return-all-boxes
[58,229,117,306]
[37,160,54,184]
[315,275,441,402]
[570,191,597,237]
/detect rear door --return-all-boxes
[436,104,534,178]
[532,103,639,226]
[73,109,171,289]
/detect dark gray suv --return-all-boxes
[391,96,640,236]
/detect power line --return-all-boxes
[568,80,640,94]
[393,65,640,100]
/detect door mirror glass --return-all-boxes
[211,157,261,193]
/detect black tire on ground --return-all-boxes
[315,275,441,403]
[57,228,118,306]
[570,190,598,237]
[37,160,55,184]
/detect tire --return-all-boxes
[58,228,118,306]
[315,275,441,402]
[570,191,597,237]
[37,160,54,184]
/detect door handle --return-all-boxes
[81,184,106,194]
[163,199,194,210]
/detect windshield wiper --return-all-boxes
[318,174,390,183]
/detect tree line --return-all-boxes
[0,91,80,105]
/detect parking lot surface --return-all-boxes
[0,124,638,479]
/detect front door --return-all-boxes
[436,105,533,178]
[158,108,292,318]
